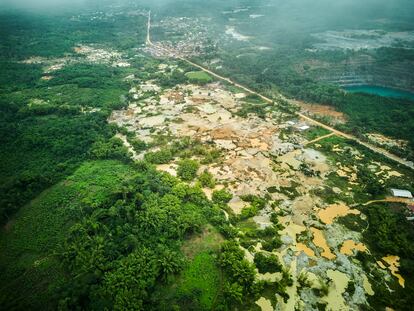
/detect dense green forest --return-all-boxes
[0,9,147,224]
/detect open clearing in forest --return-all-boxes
[185,71,213,83]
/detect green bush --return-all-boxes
[240,195,266,209]
[238,206,259,221]
[144,149,174,164]
[218,241,258,305]
[177,159,200,181]
[212,189,233,204]
[198,170,216,188]
[201,149,222,164]
[262,237,283,252]
[130,138,148,153]
[254,252,282,273]
[90,137,131,162]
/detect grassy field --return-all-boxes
[154,225,224,310]
[0,160,136,310]
[178,252,221,309]
[302,126,331,141]
[178,226,223,310]
[185,71,213,84]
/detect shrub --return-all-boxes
[262,236,283,251]
[144,149,174,164]
[90,137,131,162]
[254,252,282,273]
[130,138,148,153]
[270,213,279,224]
[201,149,221,164]
[240,195,266,209]
[256,226,279,238]
[238,206,258,221]
[212,189,233,204]
[177,159,200,181]
[198,170,216,188]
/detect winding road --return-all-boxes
[145,12,414,170]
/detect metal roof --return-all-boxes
[390,188,413,198]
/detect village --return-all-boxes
[143,15,217,59]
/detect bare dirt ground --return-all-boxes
[294,100,347,124]
[109,79,392,310]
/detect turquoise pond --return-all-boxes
[344,85,414,101]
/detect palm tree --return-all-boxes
[157,250,183,281]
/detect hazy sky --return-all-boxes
[1,0,413,20]
[0,0,87,9]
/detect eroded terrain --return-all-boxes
[109,64,411,310]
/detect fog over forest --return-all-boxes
[3,0,414,32]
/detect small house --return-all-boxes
[298,125,310,131]
[390,188,413,199]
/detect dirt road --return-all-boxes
[362,197,414,206]
[145,12,414,170]
[146,11,152,45]
[305,133,336,145]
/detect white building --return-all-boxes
[390,188,413,199]
[298,125,310,131]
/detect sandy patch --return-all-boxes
[363,275,374,296]
[296,243,315,257]
[215,139,237,150]
[41,75,54,81]
[257,272,283,283]
[332,145,344,153]
[311,227,336,260]
[366,133,408,149]
[377,260,387,269]
[228,197,249,214]
[278,149,303,170]
[253,215,273,229]
[280,218,306,242]
[381,255,405,288]
[291,196,317,225]
[240,245,254,263]
[302,148,330,172]
[339,240,367,256]
[202,184,224,200]
[295,100,346,124]
[323,270,349,310]
[139,115,166,128]
[256,297,273,311]
[115,134,140,161]
[234,93,246,99]
[156,164,178,177]
[210,127,236,140]
[198,103,217,114]
[318,203,360,225]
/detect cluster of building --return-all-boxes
[145,16,216,59]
